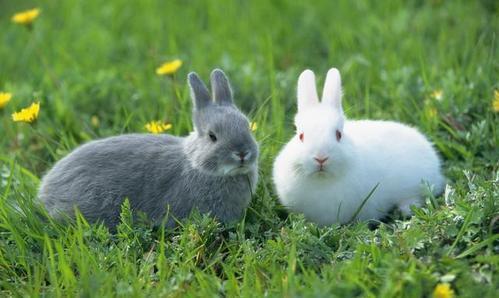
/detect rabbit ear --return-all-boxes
[188,72,212,110]
[321,68,342,112]
[210,69,233,105]
[297,69,319,111]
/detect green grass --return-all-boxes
[1,0,498,296]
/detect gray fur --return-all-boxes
[211,69,233,105]
[188,72,211,110]
[38,69,259,228]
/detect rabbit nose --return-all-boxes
[314,156,329,165]
[234,151,249,162]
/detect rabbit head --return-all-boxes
[185,69,258,176]
[292,68,354,178]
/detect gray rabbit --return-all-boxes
[38,69,259,227]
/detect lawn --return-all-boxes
[0,0,498,296]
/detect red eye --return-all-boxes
[336,130,342,141]
[299,132,304,142]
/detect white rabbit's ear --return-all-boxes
[321,68,342,112]
[297,69,319,111]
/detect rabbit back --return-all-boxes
[38,134,183,226]
[345,120,445,219]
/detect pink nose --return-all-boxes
[314,156,329,165]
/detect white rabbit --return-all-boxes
[273,68,445,225]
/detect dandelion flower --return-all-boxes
[11,8,40,25]
[432,283,454,298]
[12,102,40,123]
[431,89,443,101]
[493,90,499,113]
[250,121,258,132]
[425,106,438,119]
[91,115,100,127]
[0,92,12,109]
[145,121,172,134]
[156,59,182,75]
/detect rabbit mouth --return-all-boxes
[310,167,332,178]
[223,164,253,176]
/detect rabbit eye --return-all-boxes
[336,130,342,141]
[299,132,304,142]
[208,131,217,142]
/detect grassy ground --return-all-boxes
[1,0,498,296]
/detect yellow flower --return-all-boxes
[11,8,40,25]
[145,121,172,134]
[493,90,499,112]
[431,89,443,101]
[433,283,454,298]
[250,121,258,132]
[156,59,182,75]
[0,92,12,109]
[12,102,40,123]
[91,115,100,127]
[425,106,438,119]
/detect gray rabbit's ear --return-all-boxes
[210,69,233,105]
[188,72,212,110]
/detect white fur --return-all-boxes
[273,68,445,226]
